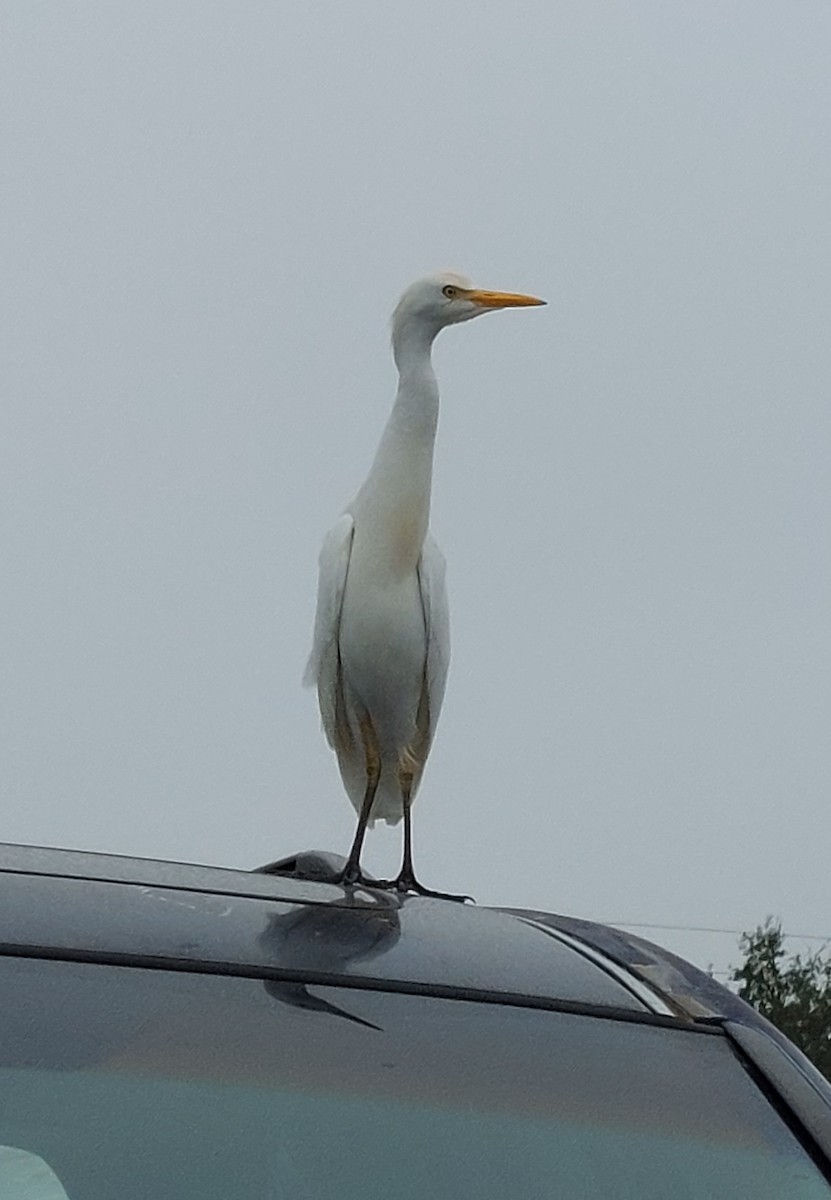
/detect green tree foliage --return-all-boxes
[732,919,831,1080]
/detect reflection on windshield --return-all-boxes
[259,891,400,1030]
[0,957,828,1200]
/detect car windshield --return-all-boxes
[0,956,828,1200]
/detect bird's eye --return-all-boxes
[442,285,457,299]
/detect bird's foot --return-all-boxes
[387,872,473,903]
[331,863,374,889]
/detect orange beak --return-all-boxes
[465,288,546,309]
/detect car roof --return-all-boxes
[0,840,745,1024]
[5,841,831,1165]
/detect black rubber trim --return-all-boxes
[0,940,722,1032]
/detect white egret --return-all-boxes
[305,272,545,897]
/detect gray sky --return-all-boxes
[3,1,830,978]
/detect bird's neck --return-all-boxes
[390,321,440,440]
[353,324,440,574]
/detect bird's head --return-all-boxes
[392,272,545,341]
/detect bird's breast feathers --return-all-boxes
[348,499,427,583]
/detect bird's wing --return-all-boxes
[418,534,450,730]
[303,513,355,748]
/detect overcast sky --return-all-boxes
[3,1,830,978]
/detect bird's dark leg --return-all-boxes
[399,780,416,886]
[336,715,381,887]
[391,771,471,903]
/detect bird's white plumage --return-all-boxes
[417,533,450,736]
[304,522,449,828]
[303,512,354,744]
[303,513,451,787]
[336,531,451,827]
[304,272,544,882]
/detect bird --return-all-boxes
[304,272,545,897]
